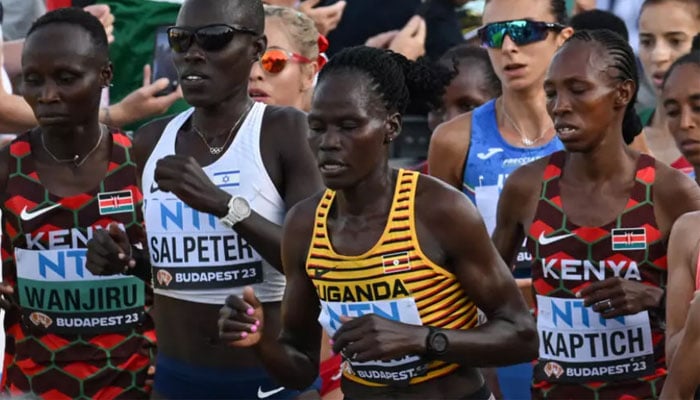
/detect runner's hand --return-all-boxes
[332,315,427,362]
[86,222,135,276]
[578,277,664,319]
[154,155,231,216]
[83,4,115,44]
[0,283,16,311]
[219,287,264,347]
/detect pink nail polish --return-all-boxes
[246,308,255,316]
[255,319,261,326]
[329,339,334,345]
[241,331,248,339]
[250,325,258,333]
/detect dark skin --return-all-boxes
[0,25,115,307]
[219,71,538,399]
[85,0,322,374]
[493,41,700,327]
[663,63,700,184]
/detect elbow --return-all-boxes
[513,315,539,361]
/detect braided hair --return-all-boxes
[438,44,501,98]
[564,29,641,144]
[318,46,451,115]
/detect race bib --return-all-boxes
[319,297,427,386]
[146,199,264,290]
[536,295,654,383]
[15,248,145,334]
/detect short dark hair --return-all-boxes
[563,30,641,144]
[318,46,450,115]
[570,9,629,41]
[664,42,700,87]
[439,44,501,98]
[26,7,109,60]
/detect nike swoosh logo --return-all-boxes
[150,182,159,194]
[538,232,575,245]
[476,148,504,160]
[257,386,285,399]
[20,203,61,221]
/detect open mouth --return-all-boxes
[319,160,347,174]
[555,123,579,136]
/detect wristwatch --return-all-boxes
[425,327,449,358]
[220,196,251,228]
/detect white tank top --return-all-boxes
[142,103,286,304]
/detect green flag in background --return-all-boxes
[97,0,188,131]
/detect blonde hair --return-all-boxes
[264,5,319,59]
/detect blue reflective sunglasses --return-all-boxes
[478,19,565,49]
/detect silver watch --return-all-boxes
[220,196,251,228]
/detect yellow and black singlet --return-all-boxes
[306,169,478,387]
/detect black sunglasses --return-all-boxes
[478,19,565,49]
[167,24,258,53]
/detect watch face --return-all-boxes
[231,197,250,215]
[431,333,448,353]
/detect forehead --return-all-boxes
[178,0,245,26]
[639,1,700,32]
[311,71,378,115]
[547,42,602,81]
[265,18,296,50]
[664,63,700,97]
[482,0,554,24]
[23,24,97,64]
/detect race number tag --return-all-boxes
[15,248,145,334]
[536,295,654,383]
[318,297,427,386]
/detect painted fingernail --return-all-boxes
[246,308,255,316]
[575,292,582,298]
[250,325,258,333]
[241,331,248,338]
[255,319,261,326]
[118,253,126,260]
[128,260,136,268]
[329,339,334,345]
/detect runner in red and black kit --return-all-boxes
[0,9,154,399]
[493,30,700,399]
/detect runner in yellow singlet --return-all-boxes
[218,46,538,400]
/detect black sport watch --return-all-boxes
[425,327,448,358]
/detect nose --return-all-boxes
[680,106,698,131]
[38,81,60,103]
[550,91,572,117]
[249,60,264,82]
[318,128,342,151]
[650,42,671,65]
[182,41,206,63]
[500,35,519,53]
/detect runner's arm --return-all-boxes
[253,199,323,388]
[661,292,700,399]
[665,212,700,365]
[420,181,538,366]
[427,113,471,189]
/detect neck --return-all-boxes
[499,86,554,143]
[193,90,252,139]
[566,132,632,181]
[334,163,394,217]
[40,119,102,160]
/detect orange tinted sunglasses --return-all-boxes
[260,48,312,74]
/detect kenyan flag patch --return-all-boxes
[611,228,646,251]
[98,190,134,215]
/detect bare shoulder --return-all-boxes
[653,160,700,213]
[672,210,700,236]
[284,190,326,236]
[133,114,178,166]
[262,105,307,138]
[427,112,473,187]
[414,173,477,227]
[501,156,549,199]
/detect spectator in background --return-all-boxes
[263,0,346,37]
[637,0,700,176]
[249,6,322,112]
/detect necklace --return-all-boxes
[41,124,106,167]
[501,99,549,147]
[192,102,254,155]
